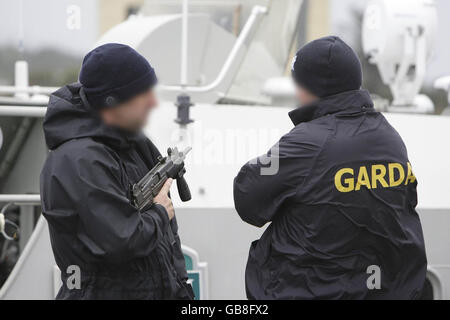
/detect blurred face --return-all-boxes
[295,85,319,107]
[100,89,158,132]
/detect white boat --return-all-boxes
[0,0,448,300]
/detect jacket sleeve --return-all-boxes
[169,218,189,279]
[49,143,170,264]
[169,217,195,299]
[233,126,321,227]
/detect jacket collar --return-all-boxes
[44,83,145,151]
[288,89,374,126]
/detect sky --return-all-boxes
[0,0,98,57]
[0,0,448,83]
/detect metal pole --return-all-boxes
[19,205,34,251]
[14,61,29,100]
[181,0,189,88]
[0,194,41,204]
[18,0,24,56]
[0,106,47,117]
[0,97,48,106]
[159,5,267,94]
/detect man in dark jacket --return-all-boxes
[234,36,427,300]
[40,44,193,300]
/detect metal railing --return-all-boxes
[159,5,267,94]
[0,194,41,204]
[0,106,47,117]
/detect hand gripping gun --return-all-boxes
[131,147,192,211]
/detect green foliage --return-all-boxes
[0,46,81,87]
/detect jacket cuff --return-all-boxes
[151,204,170,231]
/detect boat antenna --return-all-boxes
[18,0,25,58]
[175,0,194,142]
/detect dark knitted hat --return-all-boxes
[79,43,157,109]
[292,36,362,97]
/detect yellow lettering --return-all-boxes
[372,165,389,189]
[335,168,354,193]
[356,167,371,191]
[335,163,415,193]
[405,162,417,185]
[388,163,405,187]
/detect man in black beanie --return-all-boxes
[40,43,194,300]
[234,36,427,300]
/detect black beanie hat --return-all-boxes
[79,43,157,109]
[291,36,362,98]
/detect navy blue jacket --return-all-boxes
[234,90,427,300]
[40,83,193,300]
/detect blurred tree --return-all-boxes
[0,46,81,87]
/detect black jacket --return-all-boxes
[234,90,427,300]
[40,83,193,300]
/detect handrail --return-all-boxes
[0,85,58,95]
[0,194,41,204]
[159,5,267,94]
[0,97,48,106]
[0,106,47,117]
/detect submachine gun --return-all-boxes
[131,147,192,211]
